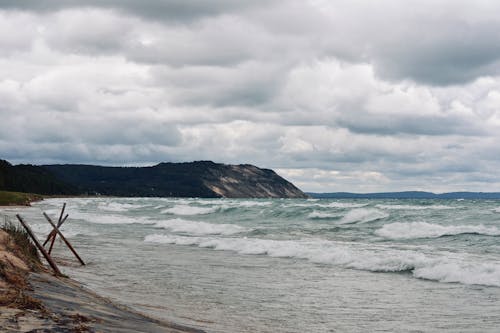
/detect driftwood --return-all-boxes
[16,214,62,276]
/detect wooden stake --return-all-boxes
[43,214,68,247]
[48,214,69,255]
[16,214,62,276]
[43,212,85,266]
[42,203,67,247]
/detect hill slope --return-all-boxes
[42,161,308,198]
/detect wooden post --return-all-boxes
[43,214,68,247]
[48,214,69,254]
[42,203,67,247]
[16,214,62,276]
[43,212,85,266]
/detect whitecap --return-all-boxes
[308,211,339,219]
[375,222,500,240]
[144,235,500,287]
[339,208,389,224]
[154,218,248,236]
[161,205,217,216]
[97,202,146,212]
[71,211,153,225]
[376,204,459,210]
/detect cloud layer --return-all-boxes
[1,1,500,192]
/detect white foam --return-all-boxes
[154,218,248,236]
[30,223,98,238]
[161,205,217,216]
[237,201,273,207]
[308,211,339,219]
[376,204,459,210]
[322,202,368,208]
[376,222,500,240]
[413,262,500,287]
[145,234,500,287]
[285,202,367,209]
[97,202,146,212]
[71,211,152,225]
[339,208,389,224]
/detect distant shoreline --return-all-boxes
[308,191,500,199]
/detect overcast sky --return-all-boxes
[2,1,500,192]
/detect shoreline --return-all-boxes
[1,269,206,332]
[0,210,207,333]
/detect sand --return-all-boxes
[0,228,206,333]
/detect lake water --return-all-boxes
[3,197,500,332]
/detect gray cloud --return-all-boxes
[2,1,500,192]
[0,0,270,21]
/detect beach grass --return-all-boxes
[0,190,43,206]
[1,217,41,268]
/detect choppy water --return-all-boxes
[3,197,500,332]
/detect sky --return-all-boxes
[2,1,500,193]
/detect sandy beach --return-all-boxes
[0,216,206,333]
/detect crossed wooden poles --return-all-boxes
[16,203,85,276]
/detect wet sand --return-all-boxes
[0,224,206,333]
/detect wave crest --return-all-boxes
[339,208,389,224]
[154,218,248,236]
[144,235,500,287]
[161,205,217,216]
[376,222,500,240]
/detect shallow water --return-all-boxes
[3,197,500,332]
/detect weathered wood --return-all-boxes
[16,214,62,276]
[57,203,66,225]
[48,214,69,254]
[43,214,68,247]
[43,212,85,266]
[43,203,67,247]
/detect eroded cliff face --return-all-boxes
[202,164,308,198]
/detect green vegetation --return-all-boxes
[0,190,42,206]
[0,159,78,195]
[1,217,43,309]
[1,217,40,268]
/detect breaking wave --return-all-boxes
[71,211,152,225]
[375,222,500,240]
[376,204,459,210]
[161,205,218,216]
[339,208,389,224]
[154,218,248,236]
[308,211,339,219]
[144,235,500,287]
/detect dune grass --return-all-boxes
[1,217,41,267]
[0,190,43,206]
[1,217,44,308]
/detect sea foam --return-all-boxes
[161,205,218,216]
[376,204,459,210]
[144,234,500,287]
[339,208,389,224]
[71,211,153,225]
[308,211,340,219]
[154,218,248,236]
[375,222,500,240]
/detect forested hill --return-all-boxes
[43,161,307,198]
[0,160,77,195]
[0,159,307,198]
